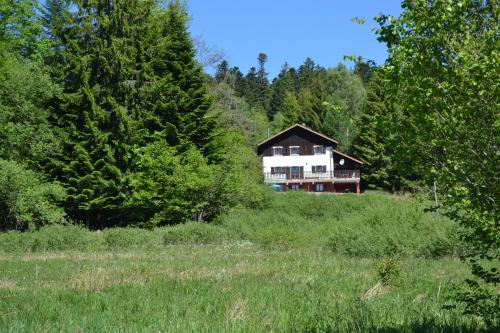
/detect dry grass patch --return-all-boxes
[0,280,16,290]
[225,298,248,325]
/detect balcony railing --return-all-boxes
[264,170,360,182]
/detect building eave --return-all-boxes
[333,149,364,165]
[257,124,339,148]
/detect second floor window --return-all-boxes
[273,146,284,156]
[314,145,325,155]
[289,146,300,155]
[312,165,327,173]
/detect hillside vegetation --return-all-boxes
[0,192,457,258]
[2,192,495,332]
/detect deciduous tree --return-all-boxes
[376,0,499,322]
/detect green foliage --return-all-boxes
[268,61,366,152]
[223,191,457,257]
[0,57,60,166]
[352,70,414,192]
[129,143,216,226]
[0,224,94,252]
[0,0,47,58]
[234,53,270,110]
[46,0,154,224]
[376,0,499,322]
[42,0,219,226]
[0,159,65,230]
[129,129,270,226]
[268,63,299,119]
[280,91,302,126]
[103,228,159,249]
[376,257,400,286]
[162,221,235,245]
[353,57,376,86]
[208,81,269,146]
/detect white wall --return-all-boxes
[262,147,334,173]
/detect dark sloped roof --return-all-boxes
[333,149,364,165]
[257,123,338,147]
[257,123,363,165]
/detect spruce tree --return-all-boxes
[268,63,299,120]
[255,52,270,109]
[242,66,259,106]
[142,1,215,152]
[47,0,155,225]
[46,0,217,226]
[352,71,407,191]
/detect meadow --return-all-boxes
[0,192,492,332]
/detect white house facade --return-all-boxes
[257,124,362,193]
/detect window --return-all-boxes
[289,146,300,155]
[290,184,300,191]
[315,183,325,192]
[290,166,302,179]
[271,166,286,174]
[312,165,327,173]
[273,146,283,156]
[313,145,325,155]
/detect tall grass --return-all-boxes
[0,192,487,332]
[0,246,487,332]
[0,191,458,257]
[222,191,458,257]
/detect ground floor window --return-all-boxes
[315,183,325,192]
[290,184,300,191]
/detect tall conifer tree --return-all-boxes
[47,0,154,225]
[352,71,410,191]
[47,0,216,225]
[142,1,215,152]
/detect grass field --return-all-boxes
[0,192,492,332]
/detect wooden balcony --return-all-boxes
[263,170,360,184]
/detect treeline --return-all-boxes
[0,0,267,230]
[214,56,368,151]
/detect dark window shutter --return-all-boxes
[271,167,275,174]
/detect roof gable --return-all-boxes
[257,124,338,151]
[257,124,363,165]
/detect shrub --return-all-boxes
[376,257,400,286]
[222,191,458,257]
[103,228,160,249]
[0,159,66,230]
[162,222,235,245]
[0,224,96,252]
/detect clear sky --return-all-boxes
[186,0,403,78]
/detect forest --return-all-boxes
[0,0,498,331]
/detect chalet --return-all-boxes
[257,124,363,193]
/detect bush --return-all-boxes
[376,257,400,285]
[103,228,160,249]
[0,225,96,252]
[222,191,458,257]
[162,222,235,245]
[128,132,270,227]
[0,159,66,230]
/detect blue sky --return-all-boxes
[186,0,402,78]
